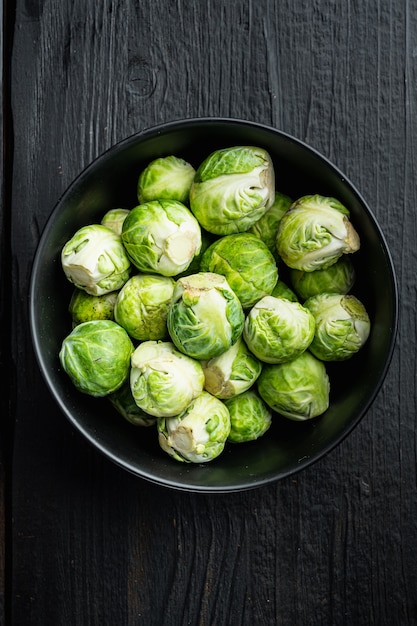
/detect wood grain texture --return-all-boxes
[6,0,417,624]
[1,0,10,623]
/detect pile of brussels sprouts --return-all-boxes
[59,146,371,464]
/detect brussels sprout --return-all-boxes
[59,320,134,397]
[304,293,371,361]
[61,224,131,296]
[114,274,175,341]
[202,336,262,399]
[189,145,275,235]
[276,195,360,272]
[175,229,216,279]
[137,155,196,205]
[69,288,118,327]
[157,391,231,463]
[248,191,293,258]
[224,389,272,443]
[200,233,278,309]
[101,208,130,235]
[257,352,330,421]
[243,296,315,364]
[130,341,205,418]
[109,381,157,427]
[270,280,299,302]
[290,256,356,301]
[167,272,245,360]
[121,200,202,276]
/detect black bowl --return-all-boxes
[29,118,398,493]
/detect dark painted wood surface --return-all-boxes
[3,1,416,624]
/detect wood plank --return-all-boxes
[0,0,3,617]
[7,1,417,624]
[1,0,10,622]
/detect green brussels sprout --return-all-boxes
[59,320,134,397]
[257,352,330,421]
[248,191,293,259]
[130,341,205,418]
[101,208,130,235]
[224,389,272,443]
[304,293,371,361]
[290,256,356,301]
[137,155,196,205]
[202,336,262,399]
[109,381,157,427]
[270,280,299,302]
[121,200,202,276]
[276,195,360,271]
[175,229,216,278]
[114,274,175,341]
[167,272,245,360]
[200,233,278,309]
[189,145,275,235]
[69,288,118,327]
[157,391,231,463]
[61,224,131,296]
[243,296,315,364]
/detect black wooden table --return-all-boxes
[2,1,416,625]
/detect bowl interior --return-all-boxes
[30,118,398,492]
